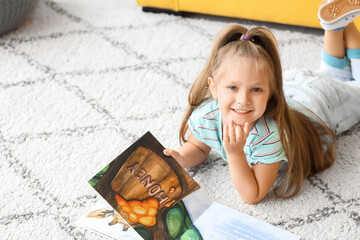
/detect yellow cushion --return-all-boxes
[137,0,360,29]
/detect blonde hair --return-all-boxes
[179,23,336,198]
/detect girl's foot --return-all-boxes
[319,0,360,30]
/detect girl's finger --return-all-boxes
[223,123,229,143]
[244,122,251,137]
[163,148,174,157]
[229,121,235,142]
[235,124,242,142]
[163,148,181,160]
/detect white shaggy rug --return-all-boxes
[1,0,359,239]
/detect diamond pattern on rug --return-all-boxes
[0,1,359,239]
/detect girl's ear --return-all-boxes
[208,77,217,99]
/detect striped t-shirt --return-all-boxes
[188,98,287,165]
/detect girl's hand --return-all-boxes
[163,148,184,164]
[162,133,211,169]
[223,121,251,156]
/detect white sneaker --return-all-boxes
[318,0,360,30]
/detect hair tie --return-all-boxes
[240,35,253,41]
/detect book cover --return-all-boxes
[88,131,201,239]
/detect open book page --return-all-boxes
[181,188,214,222]
[75,197,141,240]
[191,202,301,240]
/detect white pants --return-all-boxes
[283,68,360,134]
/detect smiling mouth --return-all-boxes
[232,109,252,114]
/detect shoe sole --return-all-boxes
[319,0,360,30]
[319,0,360,22]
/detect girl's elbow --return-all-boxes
[243,197,262,205]
[239,191,265,204]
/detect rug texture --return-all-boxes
[0,0,359,239]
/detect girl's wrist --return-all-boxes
[226,150,246,162]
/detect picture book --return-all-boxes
[79,131,301,240]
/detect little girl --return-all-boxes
[164,0,360,204]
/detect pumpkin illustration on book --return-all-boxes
[111,146,182,226]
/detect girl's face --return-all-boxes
[208,55,271,129]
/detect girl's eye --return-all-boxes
[252,88,262,93]
[228,86,237,91]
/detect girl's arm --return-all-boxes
[227,153,280,204]
[224,122,280,205]
[164,132,211,168]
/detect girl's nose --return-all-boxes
[236,91,250,105]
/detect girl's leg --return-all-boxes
[313,1,360,133]
[310,76,360,134]
[344,22,360,49]
[319,29,352,81]
[318,0,360,81]
[324,29,345,59]
[344,22,360,81]
[283,69,360,134]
